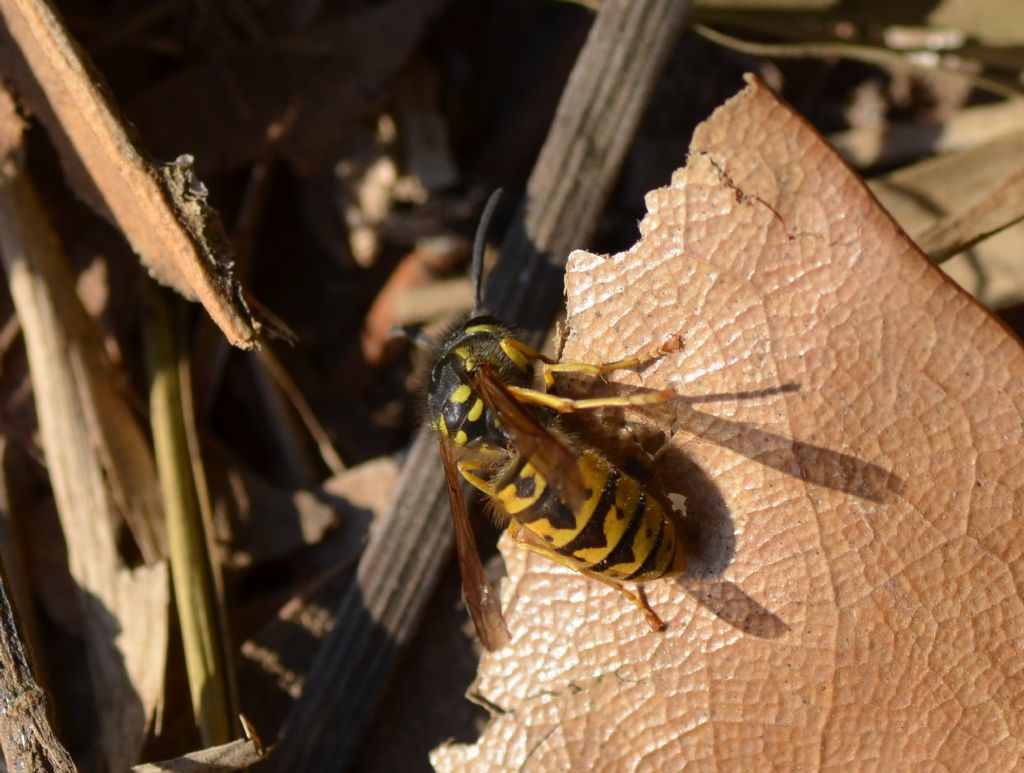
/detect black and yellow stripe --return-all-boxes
[496,448,684,582]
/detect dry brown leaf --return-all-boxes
[207,448,389,568]
[321,456,401,520]
[698,0,1024,48]
[0,0,261,347]
[433,76,1024,770]
[356,237,467,366]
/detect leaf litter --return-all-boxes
[0,0,1024,769]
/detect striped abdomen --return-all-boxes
[494,448,686,582]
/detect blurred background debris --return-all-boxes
[0,0,1022,770]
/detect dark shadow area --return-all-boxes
[350,560,493,773]
[672,388,903,504]
[239,551,490,773]
[654,443,789,640]
[655,445,735,576]
[75,590,147,773]
[7,454,140,772]
[237,563,358,741]
[678,578,790,639]
[996,303,1024,344]
[563,402,787,639]
[571,379,903,503]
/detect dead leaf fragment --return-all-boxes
[0,0,260,347]
[434,76,1024,770]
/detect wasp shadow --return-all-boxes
[556,378,908,640]
[654,442,790,640]
[551,372,903,639]
[675,386,903,504]
[561,404,789,640]
[567,378,903,504]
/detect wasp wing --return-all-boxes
[474,364,590,511]
[438,436,510,651]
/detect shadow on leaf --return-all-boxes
[566,378,903,503]
[674,385,903,503]
[654,443,789,639]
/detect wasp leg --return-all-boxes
[581,572,666,632]
[461,444,508,465]
[506,522,667,632]
[503,336,683,389]
[541,336,684,388]
[507,385,674,413]
[499,337,556,367]
[457,459,499,497]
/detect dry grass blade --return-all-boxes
[868,127,1024,261]
[145,284,235,747]
[73,346,167,562]
[870,127,1024,236]
[869,127,1024,303]
[265,1,694,770]
[256,346,346,476]
[434,75,1024,770]
[0,0,261,348]
[0,147,167,770]
[914,167,1024,262]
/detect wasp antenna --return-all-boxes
[472,188,503,314]
[389,324,438,352]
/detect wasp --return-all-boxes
[421,192,687,650]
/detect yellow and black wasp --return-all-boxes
[420,192,687,650]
